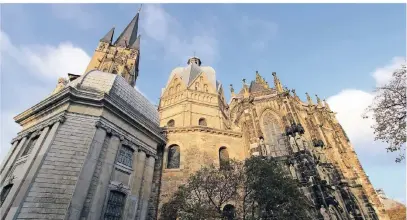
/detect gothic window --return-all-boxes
[169,87,174,95]
[104,190,126,220]
[219,147,229,169]
[167,119,175,127]
[117,145,134,167]
[222,204,236,220]
[176,84,181,92]
[21,136,39,157]
[262,111,288,157]
[167,145,180,169]
[0,184,13,207]
[195,82,199,90]
[199,118,207,126]
[204,84,208,92]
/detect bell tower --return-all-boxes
[85,6,142,87]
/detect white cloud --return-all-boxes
[240,15,278,51]
[0,31,153,163]
[141,4,220,65]
[326,57,406,150]
[372,56,405,87]
[24,43,91,78]
[327,89,375,145]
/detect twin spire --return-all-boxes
[100,5,142,49]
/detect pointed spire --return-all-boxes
[291,89,299,99]
[272,72,283,93]
[255,70,262,82]
[323,99,332,112]
[242,79,249,97]
[305,92,314,105]
[115,5,141,48]
[230,84,235,97]
[100,27,115,43]
[315,94,322,107]
[130,34,141,49]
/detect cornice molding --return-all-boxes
[11,113,66,144]
[95,119,158,158]
[163,126,242,138]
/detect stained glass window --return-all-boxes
[0,184,13,207]
[199,118,207,126]
[167,145,180,169]
[117,145,133,167]
[21,136,38,157]
[219,147,230,169]
[104,191,126,220]
[262,111,288,157]
[167,119,175,127]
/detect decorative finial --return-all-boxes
[138,4,143,13]
[291,89,298,97]
[230,84,235,96]
[306,92,314,105]
[242,78,246,84]
[315,94,322,107]
[323,99,331,111]
[272,72,283,93]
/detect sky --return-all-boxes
[0,3,405,204]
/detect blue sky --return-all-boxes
[0,4,405,204]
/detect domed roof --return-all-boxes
[68,70,159,125]
[165,60,217,91]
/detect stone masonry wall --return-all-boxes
[16,113,98,220]
[80,135,111,219]
[158,131,243,212]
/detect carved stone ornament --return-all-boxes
[320,206,330,220]
[95,121,102,128]
[116,182,124,192]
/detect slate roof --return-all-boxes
[68,70,159,125]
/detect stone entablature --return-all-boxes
[95,119,159,159]
[163,126,242,138]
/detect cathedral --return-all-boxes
[0,9,390,220]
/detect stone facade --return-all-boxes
[158,60,390,220]
[0,9,391,220]
[0,9,166,220]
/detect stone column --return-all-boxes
[0,137,27,185]
[3,125,50,220]
[67,125,107,220]
[126,150,146,220]
[88,134,121,220]
[138,156,156,220]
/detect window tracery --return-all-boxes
[117,145,133,167]
[167,145,180,169]
[262,111,288,157]
[219,147,229,169]
[104,190,126,220]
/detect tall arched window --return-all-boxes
[262,111,288,157]
[21,136,39,157]
[104,190,126,220]
[223,204,236,220]
[198,118,207,126]
[167,119,175,127]
[0,184,13,207]
[167,145,180,169]
[219,147,229,169]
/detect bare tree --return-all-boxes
[160,157,314,220]
[364,64,406,162]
